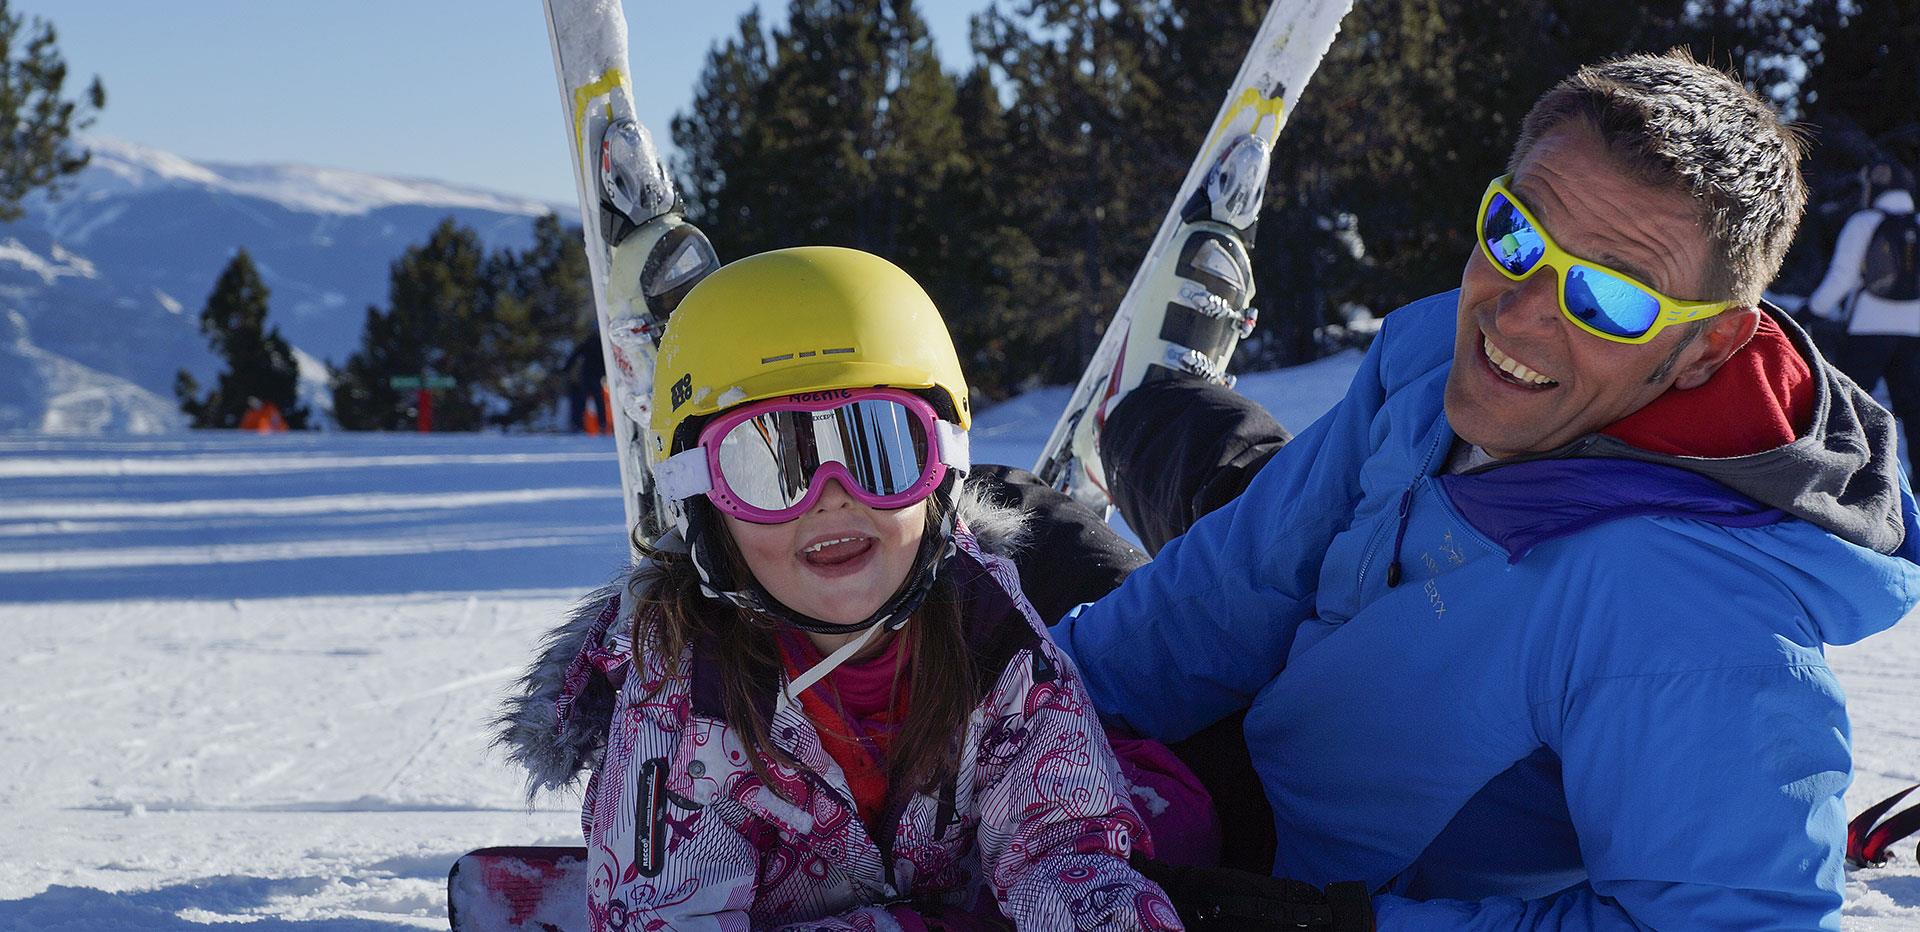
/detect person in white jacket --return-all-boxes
[1809,160,1920,467]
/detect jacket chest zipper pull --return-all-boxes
[634,757,667,877]
[1386,485,1415,588]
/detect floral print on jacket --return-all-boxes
[544,530,1181,931]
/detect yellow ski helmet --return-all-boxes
[650,246,971,637]
[650,246,970,463]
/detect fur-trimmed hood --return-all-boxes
[493,477,1031,799]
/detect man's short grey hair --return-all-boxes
[1508,49,1806,306]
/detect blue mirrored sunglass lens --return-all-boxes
[1564,266,1661,337]
[1483,194,1545,275]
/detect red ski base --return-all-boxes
[448,846,588,932]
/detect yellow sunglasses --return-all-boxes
[1477,175,1732,344]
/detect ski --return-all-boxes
[1848,783,1920,867]
[457,5,716,926]
[447,846,588,932]
[542,0,720,554]
[1033,0,1356,508]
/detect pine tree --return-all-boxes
[0,0,104,221]
[330,303,407,431]
[679,0,966,254]
[675,0,1022,391]
[925,65,1047,395]
[1768,0,1920,292]
[1801,0,1920,154]
[974,0,1168,382]
[174,250,308,429]
[485,213,593,428]
[331,219,490,431]
[673,8,774,248]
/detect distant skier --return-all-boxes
[1809,159,1920,469]
[499,248,1214,931]
[563,335,607,434]
[238,397,286,433]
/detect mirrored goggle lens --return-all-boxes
[1482,193,1546,276]
[1563,265,1661,338]
[713,398,932,512]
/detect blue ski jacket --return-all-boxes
[1055,291,1920,930]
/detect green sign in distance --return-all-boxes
[388,375,457,390]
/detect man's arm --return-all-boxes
[1052,303,1423,742]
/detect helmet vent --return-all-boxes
[758,347,857,365]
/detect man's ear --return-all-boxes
[1671,307,1760,390]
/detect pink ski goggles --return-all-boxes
[654,388,970,524]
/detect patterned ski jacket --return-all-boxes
[499,519,1179,931]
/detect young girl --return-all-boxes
[500,247,1188,930]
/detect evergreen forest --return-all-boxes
[316,0,1919,429]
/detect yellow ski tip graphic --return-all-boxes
[571,68,630,155]
[1206,87,1287,155]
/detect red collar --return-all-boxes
[1600,314,1813,458]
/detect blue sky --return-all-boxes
[14,1,984,204]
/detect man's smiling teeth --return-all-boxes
[803,536,865,554]
[1483,337,1558,386]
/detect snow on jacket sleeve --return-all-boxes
[972,626,1182,930]
[1052,306,1408,743]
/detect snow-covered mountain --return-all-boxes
[0,138,564,433]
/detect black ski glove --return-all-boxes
[1133,856,1375,932]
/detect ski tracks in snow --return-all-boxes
[1,435,606,926]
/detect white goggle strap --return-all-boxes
[937,420,970,475]
[653,448,712,503]
[782,621,889,702]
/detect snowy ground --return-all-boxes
[3,354,1918,929]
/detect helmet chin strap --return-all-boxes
[782,621,890,702]
[685,474,962,691]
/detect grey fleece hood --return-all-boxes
[1552,303,1910,555]
[1574,303,1904,553]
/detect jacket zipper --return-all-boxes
[1384,485,1416,588]
[1369,431,1455,590]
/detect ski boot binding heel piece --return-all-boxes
[1065,132,1269,508]
[598,118,676,247]
[596,118,722,543]
[597,117,720,325]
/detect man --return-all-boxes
[1809,160,1920,471]
[1052,51,1920,929]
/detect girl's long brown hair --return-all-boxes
[631,498,979,806]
